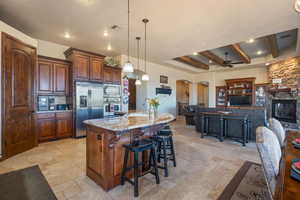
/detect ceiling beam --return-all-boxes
[265,34,279,58]
[174,56,209,70]
[199,51,226,67]
[229,44,251,64]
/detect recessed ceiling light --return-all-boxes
[64,32,70,39]
[257,50,263,55]
[107,44,112,51]
[104,31,108,37]
[247,38,255,43]
[193,52,198,56]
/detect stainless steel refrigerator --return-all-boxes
[75,82,104,138]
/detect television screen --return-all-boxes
[229,96,252,106]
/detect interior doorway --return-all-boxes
[198,82,209,107]
[128,78,137,111]
[176,80,190,115]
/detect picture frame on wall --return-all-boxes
[160,75,168,84]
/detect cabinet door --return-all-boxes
[90,57,103,82]
[36,118,56,142]
[74,54,90,80]
[112,69,121,84]
[103,67,113,83]
[56,113,73,138]
[87,131,103,176]
[54,63,69,95]
[37,61,53,94]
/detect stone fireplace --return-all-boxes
[267,56,300,129]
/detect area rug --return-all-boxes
[0,165,57,200]
[217,161,271,200]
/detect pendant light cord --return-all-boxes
[136,37,140,73]
[127,0,130,62]
[144,20,147,73]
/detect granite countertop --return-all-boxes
[83,112,175,132]
[35,110,73,114]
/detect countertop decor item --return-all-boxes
[104,56,119,67]
[147,98,160,119]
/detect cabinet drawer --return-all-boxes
[35,113,55,119]
[56,112,72,119]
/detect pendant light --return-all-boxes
[135,37,142,85]
[295,0,300,13]
[142,18,149,81]
[123,0,134,73]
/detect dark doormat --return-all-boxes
[0,165,57,200]
[217,161,271,200]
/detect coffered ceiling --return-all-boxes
[0,0,299,73]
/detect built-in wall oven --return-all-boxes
[103,84,121,116]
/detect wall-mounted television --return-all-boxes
[229,96,252,106]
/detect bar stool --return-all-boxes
[121,139,160,197]
[154,127,176,177]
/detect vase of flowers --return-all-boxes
[147,98,160,119]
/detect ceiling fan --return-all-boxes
[222,52,244,67]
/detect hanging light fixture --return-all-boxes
[142,18,149,81]
[295,0,300,13]
[135,37,142,85]
[123,0,134,73]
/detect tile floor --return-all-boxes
[0,117,260,200]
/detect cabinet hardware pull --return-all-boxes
[97,135,102,140]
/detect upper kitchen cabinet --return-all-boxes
[64,48,105,82]
[104,66,122,84]
[37,56,70,96]
[90,56,104,81]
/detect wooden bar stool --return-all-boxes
[120,139,160,197]
[154,127,176,177]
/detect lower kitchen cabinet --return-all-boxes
[35,112,73,142]
[56,112,73,138]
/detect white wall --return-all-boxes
[195,66,268,107]
[37,39,69,59]
[120,55,197,116]
[0,20,38,157]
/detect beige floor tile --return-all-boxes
[0,117,259,200]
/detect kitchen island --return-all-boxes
[83,113,175,191]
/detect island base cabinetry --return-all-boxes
[85,124,165,191]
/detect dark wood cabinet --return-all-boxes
[56,112,73,138]
[90,56,104,81]
[104,66,122,84]
[65,48,105,82]
[35,112,73,142]
[37,56,70,95]
[74,54,90,80]
[103,67,113,83]
[112,68,121,84]
[35,113,56,142]
[37,61,53,94]
[54,63,69,95]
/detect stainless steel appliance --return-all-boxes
[75,82,104,138]
[103,84,121,116]
[38,96,49,111]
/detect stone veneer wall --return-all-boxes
[267,56,300,129]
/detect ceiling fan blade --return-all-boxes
[231,61,244,65]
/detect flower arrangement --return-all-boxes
[147,98,160,119]
[148,98,160,109]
